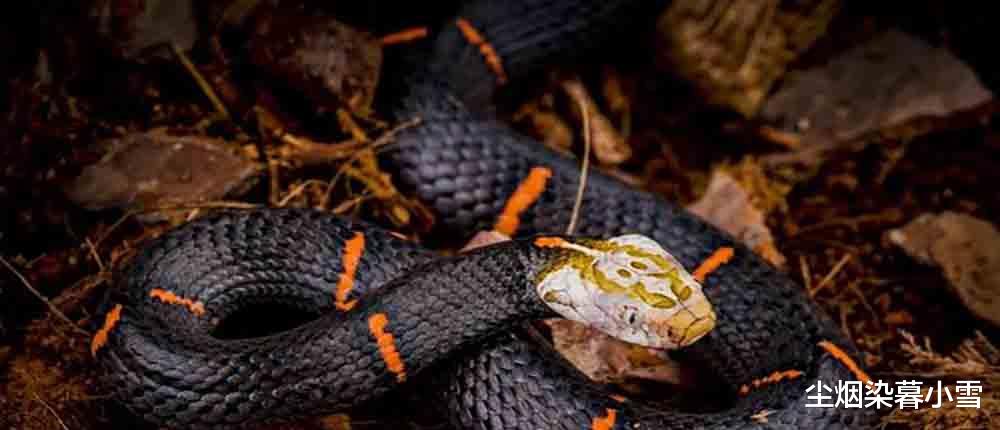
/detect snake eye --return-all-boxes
[616,269,632,278]
[630,261,648,270]
[623,308,638,325]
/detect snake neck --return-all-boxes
[355,237,560,375]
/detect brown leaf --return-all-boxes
[64,129,260,213]
[687,170,787,268]
[887,212,1000,327]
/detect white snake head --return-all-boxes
[536,234,716,349]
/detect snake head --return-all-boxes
[536,234,716,349]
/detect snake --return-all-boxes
[93,0,880,428]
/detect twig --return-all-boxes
[792,209,903,236]
[750,409,775,424]
[91,210,135,252]
[847,279,882,331]
[565,86,592,236]
[0,255,90,336]
[171,42,231,120]
[137,201,260,213]
[84,237,105,273]
[809,253,851,296]
[32,392,70,430]
[320,117,422,209]
[277,179,329,207]
[268,159,283,206]
[799,255,812,291]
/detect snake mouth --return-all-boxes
[680,313,716,345]
[663,298,717,347]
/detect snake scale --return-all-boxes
[94,0,880,428]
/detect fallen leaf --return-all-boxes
[64,129,260,213]
[687,170,787,268]
[545,319,682,385]
[887,212,1000,327]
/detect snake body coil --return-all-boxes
[96,1,879,428]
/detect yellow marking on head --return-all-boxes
[538,238,688,308]
[671,281,693,301]
[150,289,205,315]
[335,232,365,312]
[591,408,618,430]
[368,313,407,383]
[536,234,716,348]
[818,340,872,385]
[693,247,735,282]
[629,283,676,309]
[91,304,122,356]
[495,167,552,235]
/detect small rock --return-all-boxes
[249,11,382,115]
[887,212,1000,327]
[65,129,260,212]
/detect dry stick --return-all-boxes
[84,237,105,273]
[799,255,812,291]
[847,280,882,331]
[277,179,329,207]
[90,210,137,253]
[136,201,260,214]
[171,42,231,120]
[810,253,852,296]
[565,89,592,236]
[32,392,70,430]
[320,117,422,209]
[0,255,90,337]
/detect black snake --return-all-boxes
[94,0,879,428]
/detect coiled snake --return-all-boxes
[93,0,879,428]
